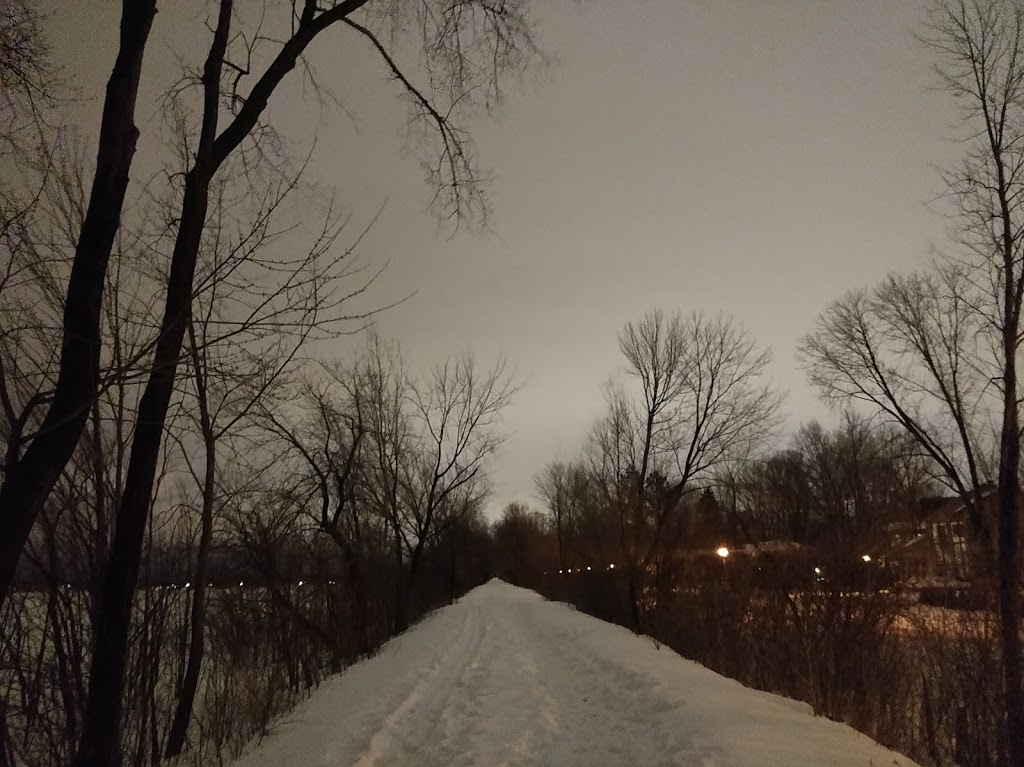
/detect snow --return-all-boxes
[231,580,917,767]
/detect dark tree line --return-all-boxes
[0,326,517,767]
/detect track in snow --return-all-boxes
[232,580,917,767]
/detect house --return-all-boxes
[876,486,994,584]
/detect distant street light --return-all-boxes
[862,555,872,563]
[814,567,822,575]
[716,547,729,559]
[609,563,615,570]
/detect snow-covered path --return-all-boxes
[233,580,917,767]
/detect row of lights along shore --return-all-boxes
[557,564,615,574]
[139,580,341,590]
[553,547,876,575]
[64,551,878,589]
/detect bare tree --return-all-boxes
[721,449,812,545]
[916,5,1024,759]
[611,309,782,626]
[0,138,165,607]
[535,460,589,569]
[263,334,515,636]
[161,161,374,758]
[794,414,933,554]
[798,259,1024,759]
[0,0,63,158]
[345,331,415,630]
[394,352,517,630]
[800,268,994,509]
[260,365,378,655]
[492,501,551,587]
[0,0,156,609]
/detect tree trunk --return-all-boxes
[0,0,156,610]
[627,563,642,630]
[89,402,111,638]
[395,545,424,634]
[997,361,1023,767]
[348,555,370,655]
[0,711,13,767]
[448,532,458,601]
[995,108,1024,765]
[74,156,217,767]
[73,5,233,765]
[75,0,380,760]
[44,530,79,751]
[394,576,412,634]
[391,529,404,631]
[556,521,565,572]
[326,527,370,656]
[164,384,216,758]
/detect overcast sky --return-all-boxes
[49,1,961,516]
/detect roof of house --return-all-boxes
[919,484,995,525]
[921,496,968,523]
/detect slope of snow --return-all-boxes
[231,580,917,767]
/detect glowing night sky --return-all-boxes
[49,0,961,516]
